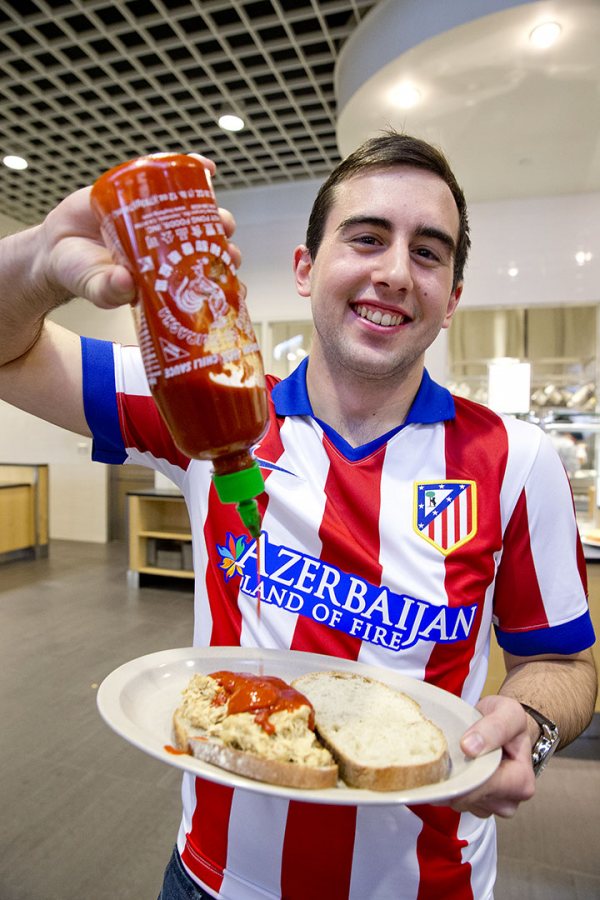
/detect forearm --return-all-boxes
[0,225,70,366]
[499,649,597,749]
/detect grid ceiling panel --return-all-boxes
[0,0,379,224]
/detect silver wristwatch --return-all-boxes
[520,703,560,777]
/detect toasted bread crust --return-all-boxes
[313,734,449,791]
[188,733,339,788]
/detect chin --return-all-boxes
[340,354,408,381]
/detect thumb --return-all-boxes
[461,695,527,758]
[461,729,487,758]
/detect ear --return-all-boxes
[441,282,463,329]
[293,245,313,297]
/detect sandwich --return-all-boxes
[172,670,339,789]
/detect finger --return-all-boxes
[451,759,535,818]
[187,153,217,175]
[218,207,237,238]
[450,733,535,818]
[214,207,242,269]
[461,701,527,758]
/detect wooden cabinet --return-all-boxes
[0,463,48,562]
[127,489,193,586]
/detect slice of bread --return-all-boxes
[291,671,450,791]
[172,672,338,789]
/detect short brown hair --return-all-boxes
[305,130,470,291]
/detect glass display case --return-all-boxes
[448,304,600,558]
[447,305,597,413]
[538,411,600,559]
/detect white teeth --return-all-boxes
[356,306,404,327]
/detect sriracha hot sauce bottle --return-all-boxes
[90,153,268,537]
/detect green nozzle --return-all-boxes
[212,462,264,537]
[236,498,261,538]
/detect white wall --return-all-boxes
[1,186,598,541]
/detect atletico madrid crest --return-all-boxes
[414,480,477,555]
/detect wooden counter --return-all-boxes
[0,464,49,562]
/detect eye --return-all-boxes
[414,246,440,261]
[348,232,383,248]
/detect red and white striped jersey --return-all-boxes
[82,337,594,900]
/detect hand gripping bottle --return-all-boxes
[90,153,267,537]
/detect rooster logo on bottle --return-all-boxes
[173,259,228,319]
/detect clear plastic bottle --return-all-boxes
[90,153,267,536]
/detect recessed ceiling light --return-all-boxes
[529,21,562,48]
[390,82,421,110]
[507,266,519,278]
[3,154,28,170]
[218,114,245,132]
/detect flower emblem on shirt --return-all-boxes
[217,532,248,580]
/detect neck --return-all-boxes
[305,351,424,448]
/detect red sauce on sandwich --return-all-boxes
[209,671,314,734]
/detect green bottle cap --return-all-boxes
[212,462,264,538]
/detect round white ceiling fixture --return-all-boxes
[3,155,28,170]
[218,114,245,132]
[389,82,422,109]
[529,21,562,48]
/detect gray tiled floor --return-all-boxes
[1,540,598,900]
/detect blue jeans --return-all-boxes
[158,846,216,900]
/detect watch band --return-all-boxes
[520,703,560,777]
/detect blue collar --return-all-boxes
[271,357,455,460]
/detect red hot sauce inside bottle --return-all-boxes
[90,154,267,536]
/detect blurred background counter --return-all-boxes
[0,463,48,563]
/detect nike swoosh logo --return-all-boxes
[253,454,298,478]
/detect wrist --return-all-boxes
[0,225,67,366]
[523,707,543,747]
[520,703,560,776]
[31,221,71,311]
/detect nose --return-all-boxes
[371,242,413,293]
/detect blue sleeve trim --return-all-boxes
[494,610,596,656]
[81,336,127,464]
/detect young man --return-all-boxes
[0,132,596,900]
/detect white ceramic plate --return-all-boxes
[97,646,501,806]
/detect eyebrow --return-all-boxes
[415,225,457,258]
[337,215,392,233]
[337,215,456,258]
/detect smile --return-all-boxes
[355,305,406,327]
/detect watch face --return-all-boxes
[532,735,558,775]
[521,704,559,776]
[521,703,559,776]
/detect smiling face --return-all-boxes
[294,166,463,388]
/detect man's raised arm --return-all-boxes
[0,186,136,435]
